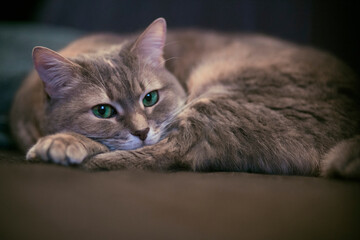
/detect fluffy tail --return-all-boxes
[321,135,360,179]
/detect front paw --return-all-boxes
[26,133,108,166]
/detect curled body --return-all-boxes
[10,18,360,178]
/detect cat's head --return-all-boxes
[32,18,186,150]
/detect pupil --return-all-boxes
[145,93,152,102]
[98,106,106,115]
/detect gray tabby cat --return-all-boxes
[10,18,360,178]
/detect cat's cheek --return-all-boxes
[145,127,162,146]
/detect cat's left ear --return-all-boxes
[131,18,167,67]
[33,46,80,99]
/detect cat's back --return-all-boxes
[166,30,358,100]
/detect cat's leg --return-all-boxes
[320,135,360,179]
[81,131,189,171]
[26,132,109,165]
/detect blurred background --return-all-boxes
[0,0,359,148]
[1,0,359,74]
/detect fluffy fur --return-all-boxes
[10,18,360,178]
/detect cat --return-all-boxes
[10,18,360,178]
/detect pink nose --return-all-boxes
[131,127,150,141]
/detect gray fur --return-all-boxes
[10,18,360,178]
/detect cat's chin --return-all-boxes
[112,141,157,151]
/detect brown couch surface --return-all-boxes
[0,150,359,240]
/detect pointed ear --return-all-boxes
[131,18,167,67]
[33,46,79,98]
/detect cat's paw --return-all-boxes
[321,136,360,179]
[81,151,129,171]
[26,132,109,166]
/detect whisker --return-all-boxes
[157,103,188,139]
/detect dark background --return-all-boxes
[1,0,359,75]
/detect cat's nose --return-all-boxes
[131,127,150,141]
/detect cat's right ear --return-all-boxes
[33,46,79,99]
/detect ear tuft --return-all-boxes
[33,46,78,98]
[131,18,167,67]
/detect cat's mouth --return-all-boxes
[95,128,162,151]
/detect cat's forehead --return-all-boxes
[76,50,162,102]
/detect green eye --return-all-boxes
[92,104,116,118]
[143,90,159,107]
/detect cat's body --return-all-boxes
[10,18,360,178]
